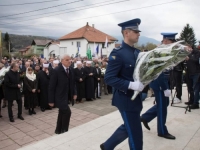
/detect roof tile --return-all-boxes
[59,24,117,43]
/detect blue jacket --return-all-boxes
[105,41,142,112]
[150,72,169,91]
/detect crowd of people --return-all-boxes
[0,33,200,149]
[0,55,113,122]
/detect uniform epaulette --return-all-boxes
[114,46,123,51]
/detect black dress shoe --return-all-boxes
[140,117,150,130]
[9,118,15,122]
[2,104,6,108]
[41,108,45,112]
[29,110,32,115]
[61,130,68,134]
[100,144,105,150]
[185,102,193,105]
[86,98,93,101]
[158,133,176,140]
[18,116,24,120]
[55,130,61,134]
[97,97,101,99]
[190,104,199,109]
[46,107,52,110]
[32,110,36,114]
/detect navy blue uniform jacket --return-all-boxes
[104,41,142,112]
[150,72,169,91]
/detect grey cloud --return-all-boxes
[0,0,199,41]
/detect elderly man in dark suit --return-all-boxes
[4,63,24,122]
[49,54,77,134]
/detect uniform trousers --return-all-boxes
[55,105,71,134]
[104,111,143,150]
[8,99,22,118]
[142,90,169,135]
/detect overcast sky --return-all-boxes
[0,0,199,42]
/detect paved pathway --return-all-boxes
[0,94,115,150]
[18,87,200,150]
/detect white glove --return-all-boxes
[164,89,171,97]
[128,81,144,92]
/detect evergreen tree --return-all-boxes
[179,24,197,47]
[3,32,10,51]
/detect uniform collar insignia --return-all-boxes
[112,56,116,60]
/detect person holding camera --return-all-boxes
[185,44,200,109]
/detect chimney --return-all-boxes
[86,22,89,26]
[92,24,95,28]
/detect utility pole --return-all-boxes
[9,41,10,54]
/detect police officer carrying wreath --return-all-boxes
[141,33,177,140]
[100,18,144,150]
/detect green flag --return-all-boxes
[86,46,92,60]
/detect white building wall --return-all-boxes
[49,44,60,57]
[87,42,115,58]
[43,48,48,59]
[60,39,88,57]
[43,44,61,60]
[59,38,116,58]
[106,43,115,57]
[59,47,67,59]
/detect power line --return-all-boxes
[0,0,118,20]
[0,0,129,25]
[0,0,182,28]
[0,0,83,18]
[0,0,65,6]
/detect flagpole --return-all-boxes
[105,36,108,57]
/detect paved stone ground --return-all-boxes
[0,94,115,150]
[18,87,200,150]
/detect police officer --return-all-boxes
[164,33,184,104]
[100,18,144,150]
[140,33,177,140]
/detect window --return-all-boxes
[77,41,81,47]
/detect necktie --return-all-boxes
[66,68,69,77]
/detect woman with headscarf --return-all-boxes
[24,67,38,115]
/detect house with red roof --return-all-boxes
[19,45,32,56]
[43,22,118,59]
